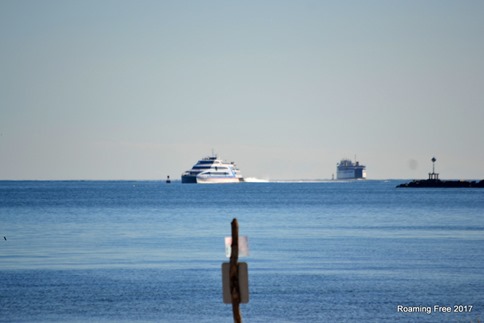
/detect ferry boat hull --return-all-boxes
[196,175,243,184]
[336,169,367,180]
[181,174,198,184]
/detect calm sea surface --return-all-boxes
[1,180,483,322]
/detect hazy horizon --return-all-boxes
[1,1,483,180]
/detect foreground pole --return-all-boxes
[230,218,242,323]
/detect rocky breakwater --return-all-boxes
[397,179,484,188]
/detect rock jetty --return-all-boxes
[397,179,484,188]
[396,157,484,188]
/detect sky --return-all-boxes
[1,0,483,180]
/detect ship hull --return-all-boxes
[196,176,243,184]
[336,169,367,180]
[181,174,198,184]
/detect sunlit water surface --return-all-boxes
[1,180,483,322]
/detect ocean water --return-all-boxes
[1,180,483,322]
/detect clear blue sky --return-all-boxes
[1,1,483,180]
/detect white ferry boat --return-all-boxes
[336,159,367,180]
[181,155,244,184]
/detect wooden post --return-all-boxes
[230,218,242,323]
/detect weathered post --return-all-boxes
[230,218,242,323]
